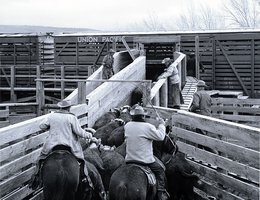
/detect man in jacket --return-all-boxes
[30,99,99,190]
[102,48,115,79]
[190,80,212,116]
[158,57,183,109]
[124,105,170,200]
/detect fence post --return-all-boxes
[36,66,45,116]
[61,65,65,99]
[153,92,160,106]
[160,80,168,107]
[141,81,151,106]
[10,66,16,102]
[77,81,86,104]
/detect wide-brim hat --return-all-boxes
[57,99,73,108]
[197,80,207,87]
[109,49,116,53]
[130,105,148,116]
[162,57,171,64]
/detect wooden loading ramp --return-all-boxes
[180,76,199,111]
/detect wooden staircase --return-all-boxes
[180,76,198,111]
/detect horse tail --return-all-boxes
[117,183,127,200]
[53,169,67,200]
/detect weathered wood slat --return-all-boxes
[189,161,259,200]
[0,149,41,180]
[87,56,146,127]
[194,179,244,200]
[1,185,34,200]
[0,115,48,146]
[211,105,260,114]
[172,110,260,150]
[0,167,35,197]
[177,141,259,183]
[173,127,259,168]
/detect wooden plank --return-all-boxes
[0,110,9,118]
[212,114,260,123]
[0,114,49,146]
[177,141,259,183]
[0,148,41,180]
[151,78,167,99]
[64,66,103,105]
[134,35,180,43]
[216,40,249,96]
[172,110,260,150]
[1,185,34,200]
[87,56,146,127]
[211,105,260,114]
[172,127,259,169]
[195,179,244,200]
[0,167,35,197]
[211,98,260,105]
[0,132,47,163]
[189,160,259,200]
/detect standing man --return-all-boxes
[124,105,170,200]
[158,57,183,109]
[102,48,115,79]
[190,80,212,116]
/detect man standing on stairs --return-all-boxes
[189,80,212,116]
[158,57,184,109]
[102,48,115,79]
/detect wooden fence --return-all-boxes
[0,55,146,199]
[0,103,38,128]
[211,98,260,128]
[146,106,260,200]
[0,65,92,103]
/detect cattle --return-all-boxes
[92,108,120,130]
[94,119,125,145]
[162,152,199,200]
[83,147,104,173]
[99,148,125,191]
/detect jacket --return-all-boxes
[124,121,165,164]
[40,111,93,161]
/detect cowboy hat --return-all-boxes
[161,57,171,64]
[109,49,116,53]
[197,80,207,87]
[57,99,74,108]
[130,105,148,116]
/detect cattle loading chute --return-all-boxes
[0,49,259,200]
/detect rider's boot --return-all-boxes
[157,189,170,200]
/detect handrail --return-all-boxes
[150,78,167,99]
[150,51,186,107]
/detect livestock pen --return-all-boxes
[0,52,259,200]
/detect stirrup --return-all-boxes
[157,189,170,198]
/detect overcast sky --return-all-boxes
[1,0,225,30]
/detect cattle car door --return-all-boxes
[133,35,185,86]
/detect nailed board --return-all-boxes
[87,56,146,127]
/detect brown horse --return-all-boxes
[41,147,106,200]
[108,135,178,200]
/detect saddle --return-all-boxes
[127,163,156,187]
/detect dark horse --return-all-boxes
[41,146,105,200]
[109,135,178,200]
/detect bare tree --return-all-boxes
[224,0,260,28]
[176,3,224,31]
[142,12,166,31]
[176,3,199,30]
[199,6,225,30]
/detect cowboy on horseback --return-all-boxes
[124,105,170,200]
[30,99,99,191]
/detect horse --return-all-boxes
[41,146,106,200]
[108,134,178,200]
